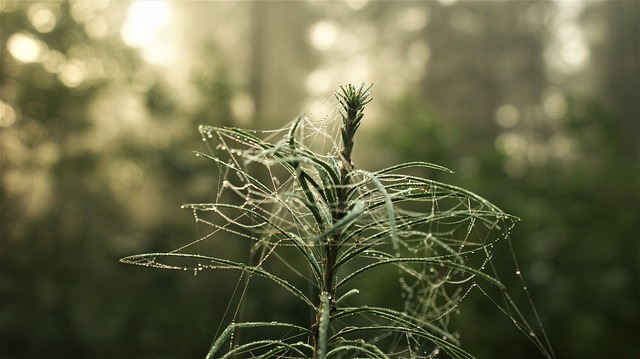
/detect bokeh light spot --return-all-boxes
[58,60,86,88]
[7,32,46,63]
[85,16,109,39]
[308,20,338,51]
[398,7,429,32]
[546,0,590,75]
[231,92,255,125]
[120,0,176,65]
[437,0,459,6]
[305,68,334,95]
[42,50,65,73]
[541,86,567,120]
[0,100,17,127]
[345,0,368,11]
[121,0,171,47]
[27,3,57,33]
[495,104,520,128]
[496,132,527,157]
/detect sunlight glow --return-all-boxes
[546,0,589,75]
[308,20,338,51]
[120,0,176,65]
[121,0,170,47]
[557,24,589,68]
[7,32,46,63]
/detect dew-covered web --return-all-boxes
[121,92,554,358]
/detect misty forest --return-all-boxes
[1,1,638,358]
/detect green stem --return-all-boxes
[312,84,372,359]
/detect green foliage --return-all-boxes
[122,85,553,358]
[376,92,638,358]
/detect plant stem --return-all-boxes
[312,84,372,359]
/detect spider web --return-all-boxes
[121,96,554,358]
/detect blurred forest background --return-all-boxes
[1,0,638,358]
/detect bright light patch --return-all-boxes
[398,7,429,32]
[231,92,255,125]
[308,21,338,51]
[121,0,170,47]
[142,43,177,66]
[58,60,86,88]
[85,16,109,39]
[120,0,176,65]
[546,0,590,75]
[70,1,93,23]
[437,0,458,6]
[305,68,334,95]
[496,133,527,157]
[7,32,46,63]
[27,3,57,33]
[559,32,589,69]
[495,104,520,128]
[0,100,17,127]
[43,50,65,73]
[345,0,368,10]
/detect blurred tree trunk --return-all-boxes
[421,1,548,157]
[599,0,639,156]
[250,1,312,128]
